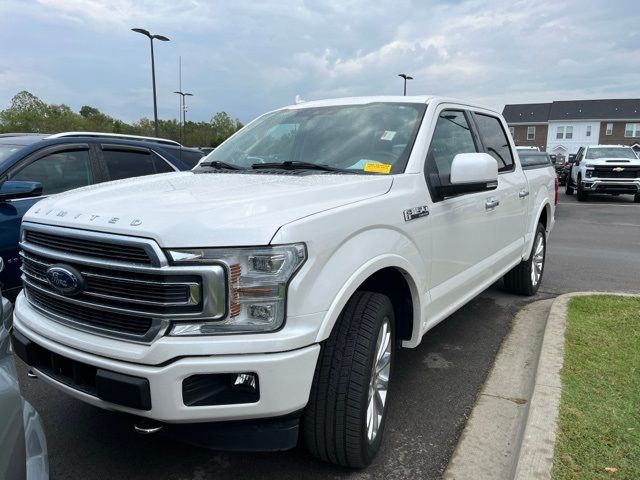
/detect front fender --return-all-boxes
[284,227,426,345]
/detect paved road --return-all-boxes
[15,191,640,480]
[542,192,640,295]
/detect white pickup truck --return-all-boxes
[566,144,640,202]
[11,96,556,468]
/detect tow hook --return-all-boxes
[134,419,164,435]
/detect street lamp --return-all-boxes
[173,91,193,142]
[132,27,170,137]
[398,73,413,96]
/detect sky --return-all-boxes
[1,0,639,124]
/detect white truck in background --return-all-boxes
[11,96,556,468]
[566,144,640,202]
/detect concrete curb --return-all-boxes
[444,291,639,480]
[513,291,640,479]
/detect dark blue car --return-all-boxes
[0,132,204,300]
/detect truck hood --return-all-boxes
[583,158,640,167]
[23,172,393,247]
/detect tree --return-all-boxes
[210,112,244,146]
[0,90,244,147]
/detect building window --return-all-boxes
[509,126,515,138]
[624,123,640,137]
[566,126,573,140]
[527,126,536,140]
[606,123,613,135]
[556,126,564,139]
[586,125,591,137]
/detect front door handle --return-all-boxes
[485,198,500,210]
[519,190,530,198]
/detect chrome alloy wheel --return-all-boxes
[531,233,545,287]
[366,317,392,443]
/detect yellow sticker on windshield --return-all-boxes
[364,162,392,174]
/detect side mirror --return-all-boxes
[0,181,43,201]
[436,153,498,197]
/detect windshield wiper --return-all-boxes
[199,160,245,170]
[250,161,346,172]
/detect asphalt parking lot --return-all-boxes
[16,192,640,480]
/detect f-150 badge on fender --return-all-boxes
[403,205,430,221]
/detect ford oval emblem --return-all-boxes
[45,265,85,296]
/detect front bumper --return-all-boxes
[581,178,640,194]
[11,318,320,424]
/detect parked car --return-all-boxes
[566,145,640,202]
[1,284,48,480]
[0,132,204,300]
[11,96,556,468]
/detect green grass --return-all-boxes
[552,295,640,480]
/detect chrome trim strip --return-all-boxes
[83,288,198,307]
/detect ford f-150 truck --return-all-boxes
[566,144,640,202]
[10,96,556,468]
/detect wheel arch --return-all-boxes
[315,257,422,346]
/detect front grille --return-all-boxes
[24,230,152,264]
[19,225,217,342]
[26,286,152,335]
[592,167,640,179]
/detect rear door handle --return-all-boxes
[519,190,530,198]
[485,198,500,210]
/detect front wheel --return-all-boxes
[503,223,546,296]
[576,177,588,201]
[565,178,574,195]
[303,291,395,468]
[634,193,640,203]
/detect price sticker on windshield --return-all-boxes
[364,162,392,174]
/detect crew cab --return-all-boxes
[0,133,203,300]
[566,144,640,202]
[10,96,556,468]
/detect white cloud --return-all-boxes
[1,0,639,121]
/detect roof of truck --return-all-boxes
[282,95,500,115]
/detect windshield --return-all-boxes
[0,144,25,162]
[585,147,637,160]
[519,152,551,167]
[202,102,426,174]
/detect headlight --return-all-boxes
[586,168,593,178]
[167,244,306,335]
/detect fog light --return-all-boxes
[234,373,257,392]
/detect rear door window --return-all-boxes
[473,113,515,173]
[101,146,173,181]
[12,148,92,195]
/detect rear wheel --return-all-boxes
[503,223,546,296]
[634,193,640,203]
[303,291,395,468]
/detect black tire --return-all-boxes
[565,178,574,195]
[576,176,588,202]
[503,223,546,296]
[634,193,640,203]
[303,291,395,468]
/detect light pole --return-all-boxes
[173,91,193,142]
[132,28,170,137]
[398,73,413,96]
